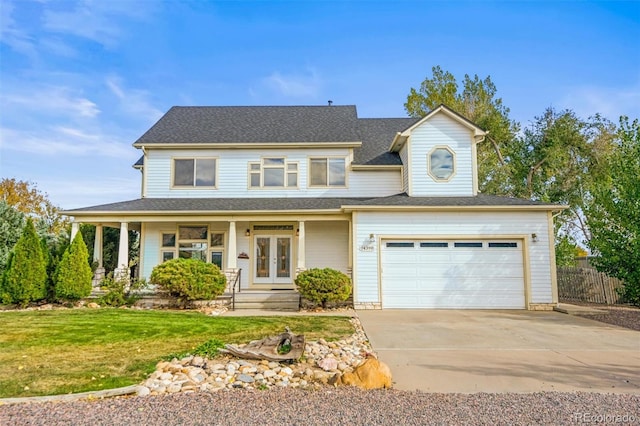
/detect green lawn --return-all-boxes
[0,309,353,398]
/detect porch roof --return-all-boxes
[63,194,563,216]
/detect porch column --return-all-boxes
[92,224,105,287]
[115,222,129,280]
[93,225,104,268]
[227,221,237,270]
[297,221,306,271]
[70,222,79,242]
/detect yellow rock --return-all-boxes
[332,357,392,390]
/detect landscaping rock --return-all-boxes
[331,356,392,390]
[142,317,373,395]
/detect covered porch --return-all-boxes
[70,216,352,294]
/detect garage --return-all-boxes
[381,240,526,309]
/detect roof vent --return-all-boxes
[327,100,333,106]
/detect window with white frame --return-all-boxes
[249,158,298,188]
[177,225,208,261]
[309,157,346,187]
[428,147,455,181]
[160,227,225,269]
[173,158,217,187]
[161,232,176,262]
[209,232,225,269]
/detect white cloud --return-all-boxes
[106,76,164,122]
[39,37,78,57]
[0,126,131,158]
[559,81,640,121]
[42,0,155,47]
[44,177,141,210]
[1,85,100,118]
[263,69,322,98]
[0,0,37,58]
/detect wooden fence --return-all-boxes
[557,266,624,304]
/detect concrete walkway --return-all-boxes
[357,310,640,393]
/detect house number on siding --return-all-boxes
[359,245,374,252]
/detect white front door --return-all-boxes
[254,235,293,285]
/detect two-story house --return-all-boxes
[64,104,564,310]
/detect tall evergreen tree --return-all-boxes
[1,218,47,306]
[55,232,93,301]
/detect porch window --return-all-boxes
[248,158,298,188]
[173,158,217,187]
[178,226,208,261]
[210,232,224,269]
[161,232,176,262]
[159,227,227,267]
[309,157,346,187]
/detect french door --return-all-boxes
[254,235,293,285]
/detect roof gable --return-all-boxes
[390,104,487,151]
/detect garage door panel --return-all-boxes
[381,239,525,309]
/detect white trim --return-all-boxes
[390,105,486,151]
[134,142,363,149]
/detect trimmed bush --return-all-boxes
[295,267,352,309]
[55,232,93,301]
[1,218,47,306]
[150,258,227,301]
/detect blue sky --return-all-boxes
[1,0,638,209]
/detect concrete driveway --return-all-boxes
[357,310,640,393]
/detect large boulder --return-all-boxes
[331,356,392,389]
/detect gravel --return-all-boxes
[568,303,640,331]
[2,389,639,425]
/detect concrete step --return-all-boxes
[230,291,300,311]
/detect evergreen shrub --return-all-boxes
[295,267,352,309]
[1,218,47,306]
[55,232,93,301]
[150,258,227,301]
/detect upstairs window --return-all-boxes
[173,158,217,187]
[428,147,455,181]
[309,157,346,187]
[249,158,298,188]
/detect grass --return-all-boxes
[0,308,353,398]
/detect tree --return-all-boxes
[405,66,520,194]
[55,232,93,301]
[0,201,25,276]
[510,109,615,239]
[0,178,67,234]
[586,117,640,305]
[1,218,47,306]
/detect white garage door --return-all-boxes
[381,240,525,309]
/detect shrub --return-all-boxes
[149,258,227,302]
[1,218,47,306]
[98,273,147,307]
[55,232,93,301]
[295,268,352,309]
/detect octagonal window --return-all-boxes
[428,147,455,181]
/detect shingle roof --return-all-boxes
[342,193,559,207]
[133,106,360,145]
[355,118,419,165]
[64,194,560,215]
